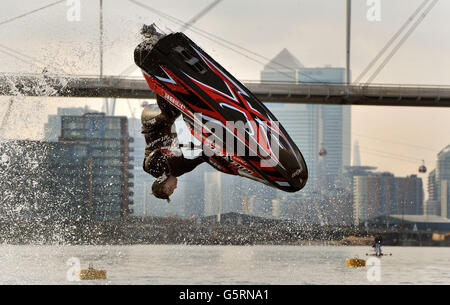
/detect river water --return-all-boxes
[0,245,448,285]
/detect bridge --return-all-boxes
[1,1,448,108]
[1,73,450,107]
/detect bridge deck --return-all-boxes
[1,74,450,107]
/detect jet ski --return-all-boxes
[134,24,308,192]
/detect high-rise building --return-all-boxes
[352,171,424,224]
[427,169,438,201]
[183,163,207,217]
[425,168,439,215]
[436,146,450,218]
[441,180,450,219]
[265,103,320,186]
[322,104,351,180]
[343,165,377,224]
[353,172,397,225]
[395,175,424,215]
[298,67,346,84]
[260,48,304,83]
[204,171,222,217]
[59,112,133,221]
[426,145,450,218]
[0,140,90,221]
[425,200,441,216]
[44,107,90,141]
[128,111,155,217]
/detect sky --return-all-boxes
[0,0,450,198]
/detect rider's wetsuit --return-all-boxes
[141,95,205,180]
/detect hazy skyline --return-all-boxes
[1,0,450,196]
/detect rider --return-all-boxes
[373,234,383,256]
[141,95,205,202]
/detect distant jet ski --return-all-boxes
[366,253,392,257]
[134,24,308,192]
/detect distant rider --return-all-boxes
[373,234,383,256]
[141,95,205,202]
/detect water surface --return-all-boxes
[0,245,448,284]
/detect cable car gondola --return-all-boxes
[418,160,427,173]
[319,143,327,157]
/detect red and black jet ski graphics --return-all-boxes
[134,28,307,192]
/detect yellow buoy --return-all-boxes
[346,258,366,267]
[79,266,107,280]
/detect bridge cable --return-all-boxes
[127,0,327,84]
[179,0,223,33]
[354,133,439,152]
[0,43,68,74]
[365,0,439,84]
[0,44,45,67]
[120,0,223,77]
[353,0,430,84]
[321,140,426,164]
[118,0,224,116]
[0,48,36,67]
[0,0,65,27]
[127,0,320,83]
[128,0,300,78]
